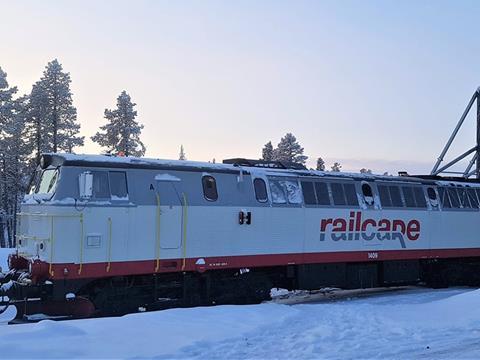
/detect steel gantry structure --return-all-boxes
[431,88,480,178]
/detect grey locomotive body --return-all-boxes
[2,153,480,321]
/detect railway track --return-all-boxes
[270,285,430,305]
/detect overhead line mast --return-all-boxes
[431,87,480,178]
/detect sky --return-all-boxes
[1,0,480,174]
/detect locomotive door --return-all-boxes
[155,174,183,249]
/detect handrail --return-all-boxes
[49,217,55,276]
[155,192,161,272]
[181,193,188,271]
[106,217,112,272]
[78,213,84,275]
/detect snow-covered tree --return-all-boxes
[92,91,145,157]
[316,157,325,171]
[0,68,16,125]
[0,69,33,247]
[360,168,372,174]
[331,162,342,172]
[262,141,274,161]
[179,145,186,160]
[26,59,83,160]
[273,133,308,165]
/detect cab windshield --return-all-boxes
[34,168,59,194]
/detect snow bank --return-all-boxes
[0,303,297,358]
[170,288,480,359]
[0,279,479,358]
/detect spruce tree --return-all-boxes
[27,59,83,160]
[92,91,145,157]
[316,157,325,171]
[273,133,308,165]
[331,162,342,172]
[262,141,274,161]
[179,145,186,160]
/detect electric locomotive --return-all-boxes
[1,153,480,322]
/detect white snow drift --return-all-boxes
[0,247,479,359]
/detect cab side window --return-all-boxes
[254,178,268,203]
[269,178,302,205]
[202,175,218,201]
[92,171,110,198]
[109,171,128,199]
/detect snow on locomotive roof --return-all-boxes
[41,153,457,185]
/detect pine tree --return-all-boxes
[331,162,342,172]
[179,145,186,160]
[92,91,145,157]
[0,69,32,247]
[262,141,274,161]
[360,168,372,174]
[26,59,83,161]
[0,67,16,247]
[0,67,17,125]
[272,133,308,165]
[316,157,325,171]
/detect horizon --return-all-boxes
[2,1,480,174]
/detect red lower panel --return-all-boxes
[48,248,480,281]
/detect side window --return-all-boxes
[413,187,427,208]
[254,178,268,203]
[378,185,392,207]
[476,188,480,207]
[92,171,110,198]
[331,183,346,206]
[301,181,317,205]
[467,188,479,208]
[378,184,406,208]
[315,182,331,205]
[269,179,302,205]
[109,171,128,199]
[270,180,287,204]
[343,183,359,206]
[448,188,460,208]
[402,186,416,207]
[389,186,404,207]
[202,175,218,201]
[284,180,302,204]
[438,187,451,209]
[457,188,472,209]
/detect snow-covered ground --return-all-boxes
[0,246,479,359]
